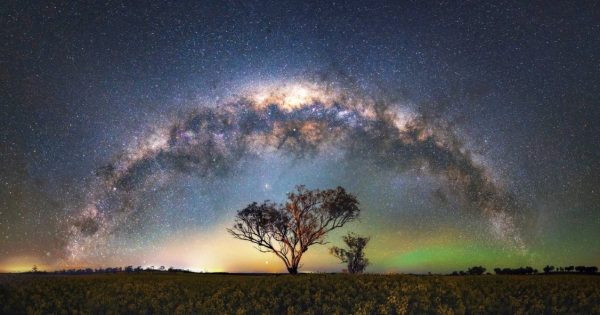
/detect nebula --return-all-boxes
[65,81,528,262]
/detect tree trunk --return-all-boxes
[287,267,298,274]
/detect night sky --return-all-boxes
[1,1,599,273]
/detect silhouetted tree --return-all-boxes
[543,265,555,274]
[31,265,38,273]
[467,266,486,275]
[525,266,534,274]
[575,266,598,273]
[228,185,361,274]
[330,233,370,274]
[565,265,574,272]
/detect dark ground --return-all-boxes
[1,273,599,314]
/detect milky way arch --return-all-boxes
[66,82,527,261]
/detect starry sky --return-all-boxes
[1,1,599,273]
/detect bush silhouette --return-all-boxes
[330,233,370,274]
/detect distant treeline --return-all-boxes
[451,265,598,275]
[25,264,599,275]
[541,265,598,274]
[27,265,193,275]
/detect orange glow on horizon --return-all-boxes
[0,255,52,273]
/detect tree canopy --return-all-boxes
[330,233,370,274]
[227,185,361,274]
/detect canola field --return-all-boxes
[0,273,599,314]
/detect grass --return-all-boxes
[1,273,599,314]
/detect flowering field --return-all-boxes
[1,273,599,314]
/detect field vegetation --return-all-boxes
[1,273,599,314]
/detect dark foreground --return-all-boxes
[1,273,599,314]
